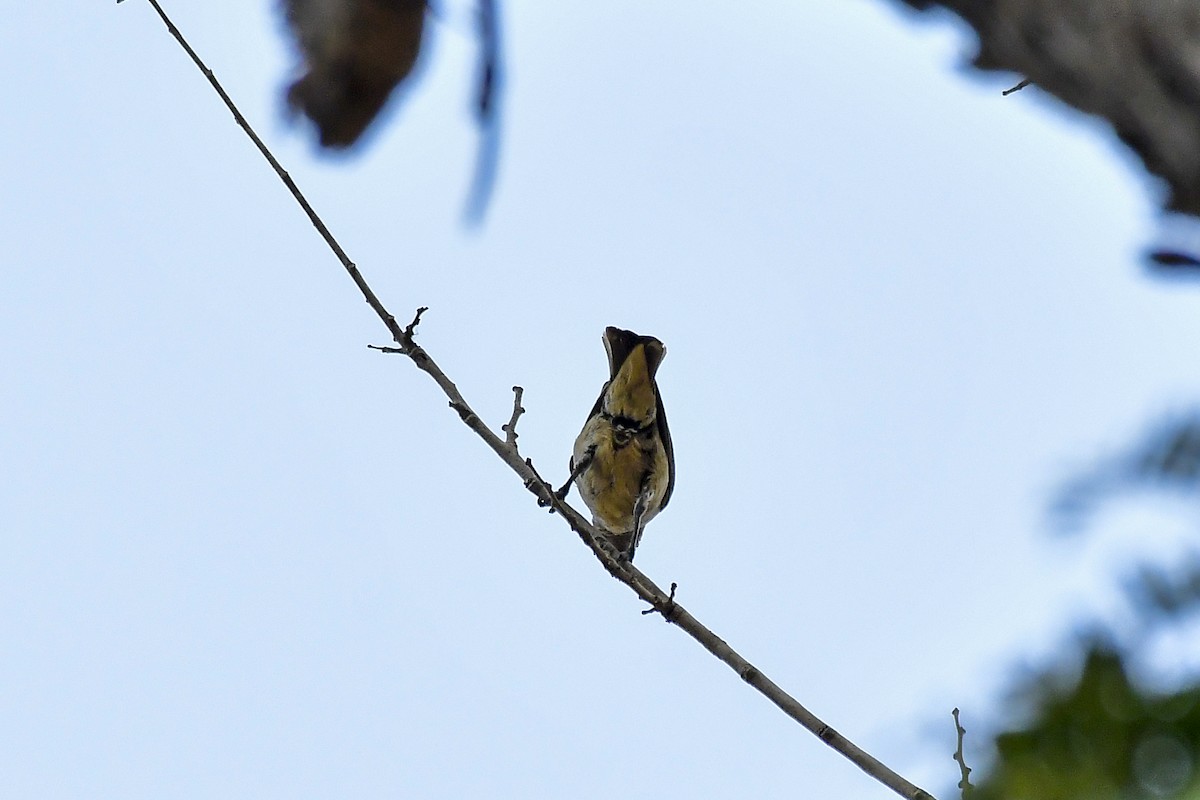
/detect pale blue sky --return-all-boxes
[5,2,1199,798]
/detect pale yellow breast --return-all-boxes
[573,417,669,534]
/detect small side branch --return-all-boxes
[1001,78,1031,96]
[369,308,428,354]
[404,307,428,341]
[642,582,678,620]
[952,707,973,797]
[503,386,524,450]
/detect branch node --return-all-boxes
[642,581,679,620]
[739,664,760,683]
[449,400,474,423]
[367,344,404,354]
[520,457,565,517]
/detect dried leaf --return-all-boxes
[283,0,426,148]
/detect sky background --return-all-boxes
[5,2,1200,798]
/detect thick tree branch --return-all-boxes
[895,0,1200,218]
[130,4,936,798]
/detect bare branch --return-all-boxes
[503,385,524,450]
[131,5,937,798]
[1000,78,1030,96]
[404,306,428,341]
[952,707,973,797]
[642,581,678,618]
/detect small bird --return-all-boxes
[558,327,674,561]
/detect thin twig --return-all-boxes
[132,5,937,798]
[503,385,524,450]
[404,307,428,342]
[642,582,678,618]
[1001,78,1031,96]
[952,707,973,797]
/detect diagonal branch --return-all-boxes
[129,4,936,798]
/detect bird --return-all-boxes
[558,327,674,561]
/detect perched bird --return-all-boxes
[559,327,674,561]
[282,0,427,148]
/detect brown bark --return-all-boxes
[899,0,1200,217]
[283,0,427,148]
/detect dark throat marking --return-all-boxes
[600,411,655,450]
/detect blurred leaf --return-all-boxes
[1124,557,1200,623]
[282,0,428,149]
[281,0,504,221]
[1054,414,1200,531]
[975,645,1200,800]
